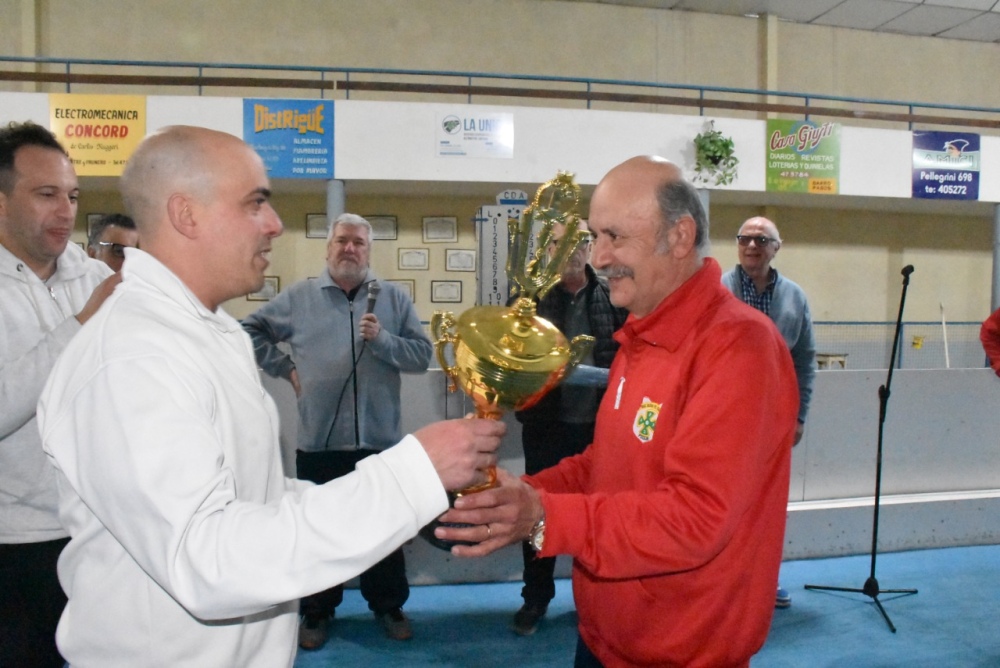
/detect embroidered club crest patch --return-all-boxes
[633,397,661,443]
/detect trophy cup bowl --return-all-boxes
[420,171,595,551]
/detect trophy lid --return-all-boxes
[455,303,570,373]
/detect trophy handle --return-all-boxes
[567,334,596,368]
[430,310,460,393]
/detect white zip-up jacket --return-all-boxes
[38,250,448,667]
[0,241,111,543]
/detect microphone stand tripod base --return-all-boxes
[804,578,917,634]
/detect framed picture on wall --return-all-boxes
[445,248,476,272]
[384,279,415,301]
[431,280,462,303]
[86,212,105,237]
[398,248,429,270]
[247,276,280,301]
[422,216,458,243]
[305,213,328,239]
[367,215,398,240]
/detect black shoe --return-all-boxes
[375,607,413,640]
[511,602,548,636]
[298,614,330,650]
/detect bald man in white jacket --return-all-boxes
[38,125,503,667]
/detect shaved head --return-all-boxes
[120,126,230,234]
[118,125,282,311]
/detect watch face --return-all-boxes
[530,521,545,551]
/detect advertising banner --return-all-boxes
[243,99,334,178]
[49,94,146,176]
[912,131,979,200]
[766,119,841,194]
[437,112,514,158]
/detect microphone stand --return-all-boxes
[804,265,918,633]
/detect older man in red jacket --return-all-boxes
[437,156,798,668]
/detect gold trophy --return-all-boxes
[421,172,595,550]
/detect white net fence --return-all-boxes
[814,321,988,370]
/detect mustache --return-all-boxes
[596,265,634,280]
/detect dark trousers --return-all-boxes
[0,537,69,668]
[574,634,605,668]
[519,420,594,607]
[296,449,409,619]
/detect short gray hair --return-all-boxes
[656,179,710,257]
[327,212,372,242]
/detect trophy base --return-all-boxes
[418,490,484,551]
[418,519,477,551]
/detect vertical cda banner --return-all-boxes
[912,131,979,200]
[49,94,146,176]
[766,119,841,194]
[476,189,529,306]
[243,99,334,178]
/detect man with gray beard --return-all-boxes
[243,213,432,648]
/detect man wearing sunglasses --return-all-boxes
[86,213,138,273]
[723,216,816,609]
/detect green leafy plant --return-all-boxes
[693,121,739,186]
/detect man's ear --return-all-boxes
[166,194,198,240]
[86,246,97,259]
[669,215,697,258]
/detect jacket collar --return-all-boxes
[616,257,726,353]
[0,239,98,282]
[318,268,379,293]
[125,249,242,333]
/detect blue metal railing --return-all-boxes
[4,55,1000,131]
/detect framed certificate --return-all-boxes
[306,213,328,239]
[367,215,398,240]
[398,248,430,270]
[422,216,458,243]
[248,276,280,301]
[431,280,462,303]
[385,279,415,301]
[445,248,476,272]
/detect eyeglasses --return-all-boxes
[736,235,775,248]
[96,241,129,258]
[547,237,591,248]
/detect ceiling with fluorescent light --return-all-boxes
[569,0,1000,42]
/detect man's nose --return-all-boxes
[265,206,284,237]
[56,195,76,219]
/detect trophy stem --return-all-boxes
[454,406,501,495]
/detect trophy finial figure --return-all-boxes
[507,171,591,305]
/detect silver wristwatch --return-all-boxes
[528,515,546,552]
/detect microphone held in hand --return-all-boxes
[366,281,381,314]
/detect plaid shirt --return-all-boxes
[737,265,777,315]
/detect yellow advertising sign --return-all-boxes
[49,94,146,176]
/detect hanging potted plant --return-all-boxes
[693,120,739,186]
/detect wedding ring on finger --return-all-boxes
[486,524,492,539]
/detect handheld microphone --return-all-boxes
[901,265,915,277]
[365,281,381,315]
